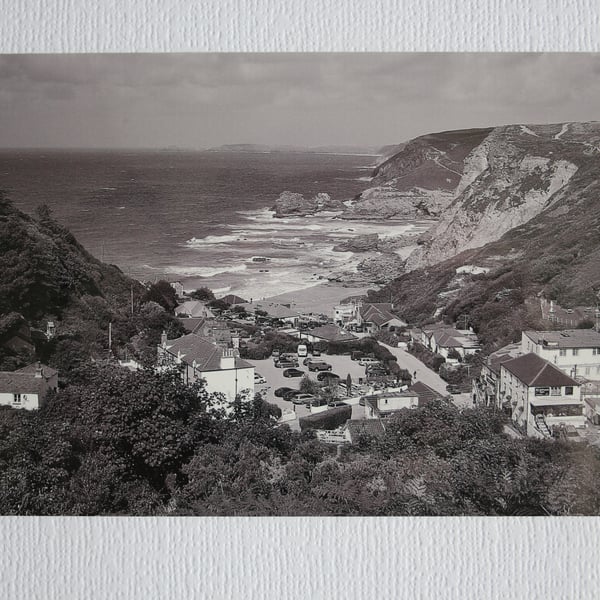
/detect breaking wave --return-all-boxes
[165,264,248,277]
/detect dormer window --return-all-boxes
[13,393,21,404]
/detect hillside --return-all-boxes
[363,121,600,351]
[0,195,152,370]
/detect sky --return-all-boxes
[0,53,599,149]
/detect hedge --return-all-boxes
[299,405,352,431]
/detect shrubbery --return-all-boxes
[299,405,352,431]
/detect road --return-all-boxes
[380,343,449,395]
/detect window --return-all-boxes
[573,349,579,356]
[585,367,591,376]
[593,348,600,355]
[565,386,574,396]
[535,387,550,396]
[13,393,21,404]
[559,349,567,357]
[550,386,561,396]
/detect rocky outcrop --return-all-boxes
[272,191,344,217]
[333,233,379,252]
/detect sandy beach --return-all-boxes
[263,282,373,315]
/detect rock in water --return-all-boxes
[272,191,343,217]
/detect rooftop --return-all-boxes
[345,419,386,440]
[164,334,253,371]
[16,363,58,380]
[501,353,580,387]
[409,381,444,406]
[360,303,406,327]
[486,343,523,375]
[523,329,600,349]
[241,301,300,319]
[0,372,49,395]
[307,324,357,342]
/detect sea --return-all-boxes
[1,149,423,300]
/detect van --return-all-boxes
[297,344,308,358]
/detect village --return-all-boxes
[4,278,600,448]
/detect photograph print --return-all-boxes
[1,53,600,516]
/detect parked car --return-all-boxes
[282,389,302,401]
[302,357,312,366]
[309,398,329,408]
[283,368,304,378]
[328,400,348,407]
[359,357,381,366]
[293,393,316,405]
[312,349,321,357]
[317,371,340,382]
[307,361,332,372]
[562,425,585,443]
[274,386,295,398]
[272,349,281,359]
[351,351,364,361]
[254,373,267,384]
[276,359,299,368]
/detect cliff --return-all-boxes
[405,122,599,270]
[343,128,492,219]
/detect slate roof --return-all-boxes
[486,343,523,375]
[0,372,49,395]
[432,328,480,349]
[16,363,58,379]
[523,329,600,349]
[220,294,248,305]
[345,419,386,441]
[177,317,207,334]
[360,303,406,327]
[501,353,579,387]
[164,334,253,371]
[307,324,357,342]
[409,381,444,406]
[241,301,300,319]
[175,301,213,317]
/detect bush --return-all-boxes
[409,342,445,372]
[299,405,352,431]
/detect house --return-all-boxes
[0,362,58,410]
[174,300,214,319]
[344,419,386,444]
[359,303,407,333]
[177,317,237,348]
[521,329,600,381]
[333,301,362,328]
[240,301,301,326]
[472,343,522,408]
[157,332,254,401]
[302,324,357,344]
[499,352,584,438]
[421,324,480,360]
[220,294,247,305]
[363,382,442,419]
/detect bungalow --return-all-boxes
[364,381,442,419]
[0,362,58,410]
[157,332,254,401]
[521,329,600,381]
[240,301,301,326]
[174,300,215,319]
[360,303,407,333]
[499,352,584,437]
[421,324,480,360]
[302,324,357,345]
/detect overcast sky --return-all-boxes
[0,53,599,149]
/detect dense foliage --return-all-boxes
[2,364,600,516]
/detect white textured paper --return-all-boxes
[2,2,600,599]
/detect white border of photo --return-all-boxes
[1,1,600,599]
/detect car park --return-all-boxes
[307,361,332,372]
[283,368,304,378]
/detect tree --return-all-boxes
[142,280,178,312]
[190,287,215,302]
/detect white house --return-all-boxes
[0,363,58,410]
[363,381,442,419]
[472,343,522,408]
[360,303,407,333]
[157,332,254,402]
[240,301,301,326]
[499,352,584,437]
[421,324,480,359]
[521,329,600,381]
[175,300,215,319]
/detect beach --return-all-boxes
[263,282,373,315]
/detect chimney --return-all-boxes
[220,347,236,370]
[161,330,168,348]
[34,361,43,378]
